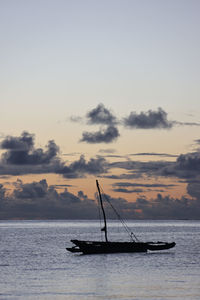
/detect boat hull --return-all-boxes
[146,242,176,251]
[69,240,148,254]
[67,240,176,254]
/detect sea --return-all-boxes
[0,220,200,300]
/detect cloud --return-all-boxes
[80,125,120,144]
[135,193,200,219]
[112,182,176,188]
[0,179,132,219]
[0,179,98,219]
[98,149,116,154]
[68,155,108,175]
[0,132,109,178]
[1,131,34,151]
[1,132,59,165]
[108,150,200,198]
[86,103,117,125]
[101,154,124,158]
[123,108,173,129]
[175,121,200,126]
[70,105,200,145]
[109,160,172,177]
[69,116,83,123]
[112,182,176,194]
[102,190,200,219]
[109,150,200,181]
[160,151,200,180]
[104,173,143,180]
[112,188,145,193]
[62,152,81,157]
[1,131,200,212]
[1,179,200,220]
[14,179,48,199]
[51,184,74,189]
[130,152,178,158]
[69,103,117,126]
[187,178,200,199]
[70,104,120,144]
[0,183,6,198]
[0,132,63,176]
[56,155,109,178]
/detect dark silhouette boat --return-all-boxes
[66,180,176,254]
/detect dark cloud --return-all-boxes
[108,151,200,199]
[71,104,120,144]
[70,105,200,146]
[1,131,200,218]
[109,160,172,177]
[102,154,124,158]
[1,131,34,151]
[14,179,48,199]
[77,190,89,200]
[0,132,62,176]
[86,103,117,125]
[123,108,173,129]
[62,152,81,157]
[80,126,120,144]
[112,182,176,188]
[187,179,200,199]
[0,184,6,198]
[112,182,176,194]
[68,155,108,175]
[160,151,200,180]
[113,188,144,193]
[99,193,138,219]
[0,179,135,219]
[0,179,98,219]
[104,173,144,180]
[109,150,200,181]
[51,184,74,189]
[0,132,109,178]
[1,132,59,165]
[176,152,200,172]
[56,155,109,178]
[130,152,178,158]
[0,179,200,220]
[136,193,200,220]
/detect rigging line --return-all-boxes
[96,190,103,241]
[99,185,139,242]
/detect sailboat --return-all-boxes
[66,180,176,254]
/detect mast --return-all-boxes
[96,180,108,242]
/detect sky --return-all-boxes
[1,0,200,219]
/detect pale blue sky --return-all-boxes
[1,0,200,118]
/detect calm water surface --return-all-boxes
[0,220,200,299]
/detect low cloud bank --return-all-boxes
[0,179,200,220]
[1,131,200,219]
[0,179,98,219]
